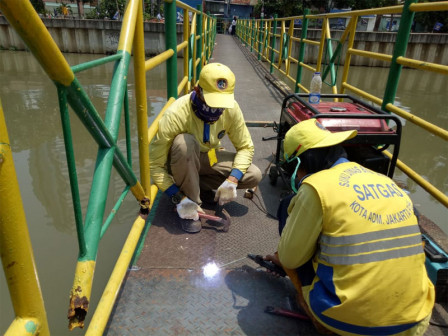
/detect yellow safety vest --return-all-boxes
[303,162,434,334]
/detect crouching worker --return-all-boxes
[266,119,434,335]
[149,63,261,233]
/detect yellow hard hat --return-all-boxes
[284,119,357,160]
[198,63,235,108]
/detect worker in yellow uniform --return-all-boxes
[266,119,434,335]
[150,63,261,233]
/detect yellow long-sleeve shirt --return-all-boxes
[149,93,254,192]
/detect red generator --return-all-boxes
[266,94,402,188]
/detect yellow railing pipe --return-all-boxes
[306,5,404,18]
[117,0,139,54]
[178,76,189,96]
[182,11,190,93]
[342,83,448,141]
[177,40,188,52]
[133,0,151,195]
[147,97,177,142]
[145,49,175,72]
[348,48,392,62]
[385,103,448,141]
[383,152,448,208]
[340,18,358,95]
[316,18,328,73]
[86,215,147,336]
[5,317,40,336]
[342,82,383,105]
[0,101,49,336]
[0,0,74,86]
[299,62,316,73]
[396,56,448,75]
[409,2,448,12]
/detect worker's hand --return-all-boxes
[215,178,238,205]
[264,252,283,277]
[176,197,200,220]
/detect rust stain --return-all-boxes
[68,294,89,330]
[6,261,16,269]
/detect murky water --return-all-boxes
[0,51,447,335]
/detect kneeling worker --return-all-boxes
[149,63,261,233]
[266,119,434,335]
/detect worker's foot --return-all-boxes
[181,219,202,233]
[200,189,217,205]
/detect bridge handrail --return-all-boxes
[237,0,448,208]
[0,0,216,334]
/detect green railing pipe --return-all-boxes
[64,79,139,189]
[381,0,417,112]
[165,0,178,99]
[72,54,123,74]
[100,186,131,239]
[57,85,86,257]
[295,9,309,93]
[83,52,133,262]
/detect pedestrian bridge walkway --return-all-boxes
[104,34,448,335]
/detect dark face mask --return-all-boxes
[191,90,224,123]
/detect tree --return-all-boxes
[30,0,46,14]
[253,0,302,18]
[95,0,126,19]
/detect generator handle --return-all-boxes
[287,93,390,116]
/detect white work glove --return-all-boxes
[176,197,200,221]
[215,179,238,205]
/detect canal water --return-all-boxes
[0,50,447,335]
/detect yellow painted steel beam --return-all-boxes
[178,76,189,96]
[348,48,392,62]
[148,97,176,143]
[145,49,175,72]
[305,5,404,18]
[342,82,383,105]
[129,181,147,201]
[316,18,328,72]
[177,0,201,12]
[324,24,338,95]
[396,56,448,75]
[117,0,139,54]
[340,18,357,95]
[177,40,188,52]
[86,215,147,336]
[409,2,448,12]
[0,101,50,336]
[288,56,299,64]
[133,0,151,195]
[277,21,286,69]
[297,83,309,92]
[299,62,316,72]
[285,19,294,76]
[0,0,73,86]
[303,39,320,46]
[385,103,448,141]
[5,317,40,336]
[68,260,95,330]
[183,13,190,94]
[383,151,448,208]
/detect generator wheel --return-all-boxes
[269,166,279,185]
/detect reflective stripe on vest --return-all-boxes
[319,225,424,265]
